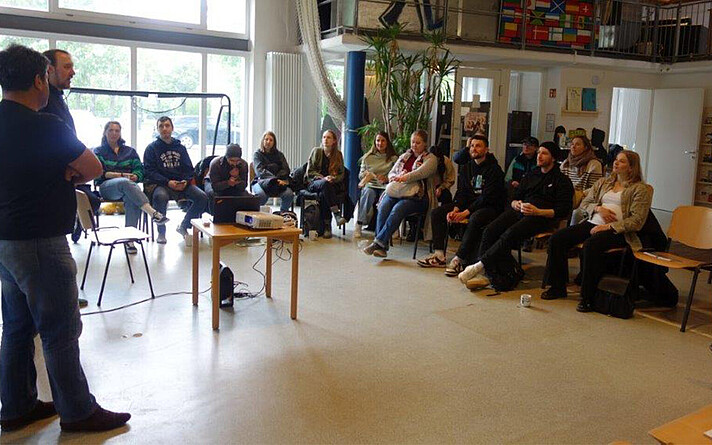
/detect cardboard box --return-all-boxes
[649,405,712,445]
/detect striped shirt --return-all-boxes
[560,158,603,191]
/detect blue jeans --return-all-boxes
[0,237,97,423]
[374,194,428,250]
[251,182,294,213]
[152,184,208,234]
[99,178,149,228]
[357,187,384,225]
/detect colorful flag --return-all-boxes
[550,0,565,13]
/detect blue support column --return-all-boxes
[344,51,366,205]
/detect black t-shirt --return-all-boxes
[0,100,86,239]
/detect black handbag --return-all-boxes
[592,275,635,319]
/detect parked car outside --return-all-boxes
[151,115,240,149]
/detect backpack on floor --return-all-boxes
[592,275,635,319]
[301,199,320,235]
[485,254,525,292]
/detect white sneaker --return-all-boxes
[353,224,362,238]
[184,233,192,247]
[458,263,484,284]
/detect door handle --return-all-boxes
[684,150,697,154]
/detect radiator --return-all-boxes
[266,52,304,170]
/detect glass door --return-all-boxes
[450,68,507,158]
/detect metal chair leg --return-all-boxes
[123,243,135,283]
[412,214,423,260]
[80,241,94,290]
[139,241,155,298]
[680,268,700,333]
[97,245,115,306]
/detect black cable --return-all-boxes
[80,286,211,316]
[132,97,188,115]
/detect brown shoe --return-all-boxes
[1,400,57,432]
[60,406,131,432]
[466,276,490,290]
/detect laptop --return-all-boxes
[212,195,261,224]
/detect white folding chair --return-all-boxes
[76,190,155,306]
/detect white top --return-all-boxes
[589,190,623,226]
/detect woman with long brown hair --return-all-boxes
[252,130,294,212]
[541,150,653,312]
[354,131,398,238]
[304,129,346,238]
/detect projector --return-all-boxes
[235,211,284,229]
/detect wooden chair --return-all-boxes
[631,206,712,332]
[76,190,155,306]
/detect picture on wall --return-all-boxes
[582,88,597,111]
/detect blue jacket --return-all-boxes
[143,137,195,185]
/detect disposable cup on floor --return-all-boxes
[308,230,318,241]
[520,294,531,307]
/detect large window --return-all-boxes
[1,0,248,35]
[0,31,247,163]
[59,40,131,149]
[59,0,200,24]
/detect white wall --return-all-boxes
[541,66,659,145]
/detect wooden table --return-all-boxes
[190,219,302,330]
[649,405,712,444]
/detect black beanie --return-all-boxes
[540,141,560,160]
[225,143,242,159]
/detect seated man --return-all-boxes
[458,142,573,290]
[143,116,208,244]
[417,135,505,275]
[505,136,539,189]
[204,143,249,213]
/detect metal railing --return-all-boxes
[318,0,712,63]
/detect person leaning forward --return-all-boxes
[0,44,131,433]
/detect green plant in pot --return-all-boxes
[360,24,459,154]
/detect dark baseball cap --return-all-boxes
[521,136,540,147]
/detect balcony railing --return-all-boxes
[317,0,712,63]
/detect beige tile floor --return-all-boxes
[1,210,711,444]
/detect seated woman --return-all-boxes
[205,143,249,211]
[252,131,294,212]
[94,121,169,253]
[563,135,604,225]
[354,131,397,238]
[541,150,652,312]
[304,129,347,239]
[429,144,456,205]
[362,129,438,258]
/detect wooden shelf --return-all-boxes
[561,109,599,116]
[701,143,712,147]
[697,181,712,185]
[700,162,712,166]
[695,200,712,207]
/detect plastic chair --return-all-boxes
[76,190,155,306]
[631,206,712,332]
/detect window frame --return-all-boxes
[0,0,249,40]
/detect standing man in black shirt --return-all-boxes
[41,49,101,253]
[0,45,130,433]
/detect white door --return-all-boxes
[451,68,508,160]
[647,88,703,212]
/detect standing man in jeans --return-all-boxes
[144,116,208,244]
[0,45,130,432]
[40,49,94,308]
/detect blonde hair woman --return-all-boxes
[354,131,398,238]
[304,129,346,238]
[542,150,652,312]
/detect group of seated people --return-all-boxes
[359,129,651,313]
[86,116,353,252]
[91,114,653,313]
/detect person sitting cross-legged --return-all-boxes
[417,135,506,275]
[304,129,347,239]
[458,142,574,290]
[94,120,168,254]
[541,150,652,312]
[362,129,438,258]
[143,116,207,244]
[354,131,398,238]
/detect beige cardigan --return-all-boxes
[579,178,653,251]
